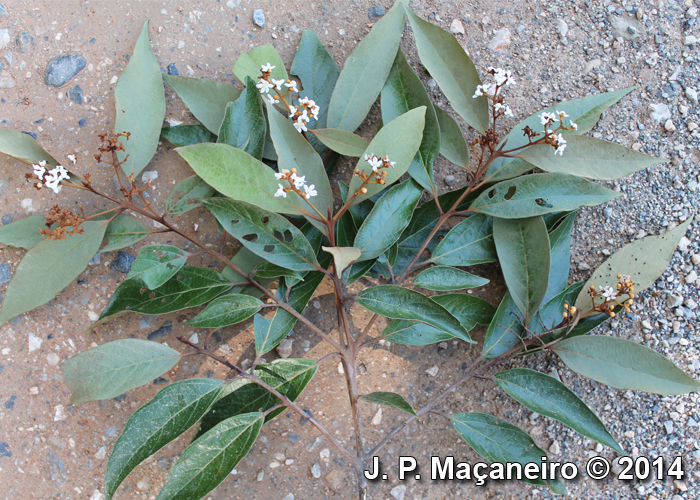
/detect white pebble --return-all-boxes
[664,119,676,132]
[54,405,67,421]
[391,485,407,500]
[95,446,107,459]
[371,408,382,425]
[46,353,60,366]
[28,333,43,352]
[425,366,439,377]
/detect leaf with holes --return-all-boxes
[360,392,417,417]
[413,266,489,291]
[95,266,231,326]
[127,245,189,290]
[0,215,45,249]
[105,379,222,500]
[156,412,264,500]
[0,129,58,165]
[553,336,700,395]
[383,320,455,345]
[482,292,524,359]
[61,339,181,404]
[381,49,440,194]
[218,77,266,160]
[115,22,165,176]
[309,128,369,157]
[187,294,262,328]
[575,218,692,310]
[160,124,217,147]
[204,198,319,272]
[165,175,216,215]
[470,173,620,219]
[357,285,472,342]
[233,44,288,89]
[435,105,470,169]
[354,180,423,261]
[431,214,497,266]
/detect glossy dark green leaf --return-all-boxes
[187,294,262,328]
[198,359,317,434]
[405,8,488,134]
[470,173,620,219]
[434,105,469,169]
[383,320,454,345]
[0,129,58,165]
[309,128,369,157]
[357,285,472,342]
[343,258,376,285]
[253,262,303,281]
[381,49,440,194]
[554,335,700,395]
[105,379,222,500]
[482,292,524,359]
[493,217,550,321]
[336,210,357,248]
[163,75,242,134]
[0,220,109,326]
[326,1,406,131]
[413,266,489,291]
[0,215,45,249]
[431,293,496,328]
[486,86,636,182]
[115,22,166,176]
[96,266,230,325]
[127,245,189,290]
[160,124,217,147]
[165,175,216,215]
[360,391,417,417]
[575,218,692,310]
[156,412,263,500]
[290,30,339,130]
[431,213,497,266]
[99,214,152,253]
[495,368,624,454]
[61,339,181,404]
[218,77,266,160]
[204,198,319,272]
[543,211,576,304]
[354,180,423,261]
[232,44,288,87]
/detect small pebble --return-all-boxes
[253,9,265,28]
[45,54,86,87]
[368,5,386,19]
[311,462,321,478]
[371,408,382,425]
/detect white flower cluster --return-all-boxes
[363,154,395,172]
[472,67,515,99]
[33,160,69,193]
[256,63,320,133]
[274,169,317,200]
[539,110,578,155]
[288,97,320,133]
[599,285,616,301]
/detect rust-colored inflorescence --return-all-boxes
[41,204,86,240]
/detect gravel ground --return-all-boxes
[0,0,698,499]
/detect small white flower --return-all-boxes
[309,104,320,120]
[367,155,383,172]
[256,79,274,94]
[284,80,298,92]
[294,116,308,133]
[298,97,311,106]
[274,183,287,198]
[271,78,285,90]
[492,68,515,86]
[303,184,317,199]
[299,111,310,123]
[44,165,70,194]
[290,173,306,189]
[554,134,567,156]
[556,110,570,119]
[260,63,275,72]
[621,274,632,282]
[288,105,298,118]
[599,286,616,301]
[384,156,396,168]
[33,163,46,180]
[494,103,513,117]
[265,94,279,104]
[570,121,578,130]
[274,172,286,180]
[540,112,558,125]
[66,154,76,164]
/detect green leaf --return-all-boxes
[96,266,230,325]
[161,124,217,147]
[253,262,303,281]
[431,293,496,328]
[553,336,700,395]
[0,129,58,165]
[381,49,440,194]
[493,217,550,321]
[163,75,242,134]
[177,143,306,216]
[61,339,181,404]
[127,245,189,290]
[322,246,361,274]
[309,128,369,157]
[156,412,263,500]
[518,135,662,180]
[204,199,319,272]
[470,173,620,219]
[434,106,470,169]
[405,8,488,134]
[223,247,266,293]
[494,368,624,455]
[0,215,45,249]
[413,266,489,291]
[543,211,576,303]
[482,292,524,359]
[290,30,339,130]
[575,218,692,310]
[431,213,497,266]
[343,258,376,285]
[529,281,582,337]
[354,180,423,261]
[165,175,216,215]
[232,44,288,88]
[218,77,266,160]
[105,379,222,500]
[326,1,406,131]
[115,21,166,176]
[486,86,636,182]
[198,359,317,434]
[0,220,108,326]
[383,320,454,345]
[356,285,472,342]
[451,412,559,490]
[360,391,417,417]
[186,294,262,328]
[100,214,152,253]
[347,107,426,205]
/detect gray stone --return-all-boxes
[686,88,698,105]
[45,53,86,87]
[105,426,119,437]
[89,253,101,266]
[667,294,684,308]
[368,5,385,18]
[0,263,10,286]
[0,441,11,458]
[253,9,265,28]
[110,251,135,273]
[1,213,13,225]
[167,63,179,75]
[0,4,7,16]
[0,70,15,89]
[147,321,173,341]
[311,462,321,478]
[68,85,83,104]
[16,32,32,53]
[0,29,9,50]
